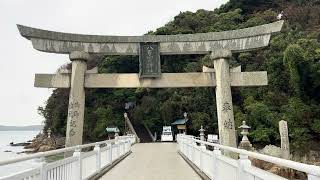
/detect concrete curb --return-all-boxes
[178,151,211,180]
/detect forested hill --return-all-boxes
[38,0,320,154]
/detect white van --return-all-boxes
[161,126,173,142]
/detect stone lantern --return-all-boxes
[238,121,252,150]
[47,128,52,138]
[199,125,205,141]
[199,125,206,148]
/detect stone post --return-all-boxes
[279,120,290,159]
[65,51,89,148]
[211,50,237,157]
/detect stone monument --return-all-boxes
[17,21,283,157]
[279,120,290,159]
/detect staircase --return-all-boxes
[126,113,153,143]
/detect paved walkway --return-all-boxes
[99,143,201,180]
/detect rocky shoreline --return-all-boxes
[24,134,65,152]
[9,133,65,153]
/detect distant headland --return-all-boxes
[0,125,43,131]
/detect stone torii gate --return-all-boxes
[17,21,284,152]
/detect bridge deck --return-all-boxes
[99,143,201,180]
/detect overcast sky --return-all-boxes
[0,0,228,126]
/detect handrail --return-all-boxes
[144,124,155,142]
[0,135,134,166]
[179,135,320,177]
[123,116,140,143]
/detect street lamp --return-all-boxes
[123,113,128,135]
[183,112,187,120]
[183,112,188,134]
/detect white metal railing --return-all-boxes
[177,134,320,180]
[0,135,136,180]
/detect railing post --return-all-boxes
[124,141,127,153]
[199,144,206,171]
[182,136,185,151]
[180,136,183,152]
[189,138,194,159]
[199,147,203,171]
[213,146,221,180]
[308,174,320,180]
[73,147,82,180]
[108,143,112,164]
[238,154,251,180]
[121,141,125,155]
[213,146,222,155]
[115,139,120,159]
[187,138,190,158]
[94,144,101,172]
[192,140,197,162]
[119,141,123,156]
[37,156,47,180]
[124,140,127,153]
[125,140,129,153]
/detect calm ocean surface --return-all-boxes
[0,130,41,177]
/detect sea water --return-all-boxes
[0,130,41,177]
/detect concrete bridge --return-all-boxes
[1,134,320,180]
[100,143,200,180]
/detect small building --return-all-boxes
[171,119,189,134]
[106,127,120,139]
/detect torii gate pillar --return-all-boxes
[65,51,89,148]
[211,50,237,156]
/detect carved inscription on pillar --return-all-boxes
[224,119,233,129]
[139,42,161,78]
[222,102,232,113]
[68,100,80,136]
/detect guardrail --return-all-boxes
[177,134,320,180]
[0,135,136,180]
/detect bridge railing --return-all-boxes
[177,134,320,180]
[0,135,136,180]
